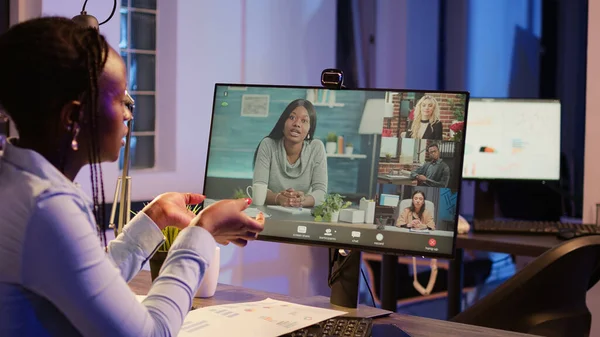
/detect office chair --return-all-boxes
[452,235,600,337]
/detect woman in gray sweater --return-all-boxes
[253,99,328,207]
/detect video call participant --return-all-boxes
[406,95,443,140]
[253,99,327,207]
[410,143,450,187]
[396,191,436,230]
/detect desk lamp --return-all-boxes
[109,91,135,236]
[358,99,389,197]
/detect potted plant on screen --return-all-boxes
[313,193,351,222]
[448,96,465,141]
[325,132,337,154]
[345,142,354,155]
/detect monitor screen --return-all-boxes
[204,84,469,258]
[463,99,561,180]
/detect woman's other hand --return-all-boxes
[191,198,264,247]
[279,188,305,207]
[142,192,206,230]
[415,222,428,230]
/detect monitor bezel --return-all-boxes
[461,97,562,182]
[203,83,471,259]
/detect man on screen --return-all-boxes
[410,143,449,187]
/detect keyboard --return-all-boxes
[473,219,600,235]
[282,317,373,337]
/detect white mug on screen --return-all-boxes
[246,183,267,206]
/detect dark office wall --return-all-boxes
[0,0,7,34]
[0,0,8,137]
[336,0,588,220]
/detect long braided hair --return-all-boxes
[0,17,110,246]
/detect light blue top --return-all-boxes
[0,139,216,337]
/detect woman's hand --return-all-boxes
[191,198,264,247]
[414,222,428,230]
[142,192,206,230]
[277,188,305,207]
[409,219,420,227]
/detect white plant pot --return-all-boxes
[345,146,354,155]
[326,142,337,154]
[330,211,340,222]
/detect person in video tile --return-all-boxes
[410,143,449,187]
[406,95,443,140]
[252,99,327,207]
[396,191,436,230]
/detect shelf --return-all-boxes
[313,103,345,107]
[326,153,367,160]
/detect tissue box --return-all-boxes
[339,209,365,224]
[359,199,376,224]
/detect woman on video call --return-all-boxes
[252,99,327,208]
[406,95,443,140]
[396,190,436,230]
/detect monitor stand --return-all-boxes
[303,249,392,318]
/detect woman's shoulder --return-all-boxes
[259,137,279,150]
[307,139,326,154]
[308,138,325,147]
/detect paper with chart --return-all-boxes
[178,298,346,337]
[135,296,345,336]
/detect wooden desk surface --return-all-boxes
[456,232,562,257]
[129,270,536,337]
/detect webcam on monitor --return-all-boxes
[321,68,345,89]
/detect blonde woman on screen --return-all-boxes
[406,95,443,140]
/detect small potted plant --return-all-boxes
[233,187,247,199]
[345,142,354,155]
[385,153,392,163]
[313,193,352,222]
[448,96,465,141]
[133,203,202,280]
[325,132,337,154]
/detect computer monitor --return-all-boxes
[203,84,470,316]
[463,98,561,181]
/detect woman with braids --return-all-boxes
[0,17,263,336]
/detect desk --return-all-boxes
[447,233,563,318]
[377,175,415,185]
[129,270,537,337]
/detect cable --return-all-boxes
[327,250,353,287]
[360,267,377,308]
[99,0,117,26]
[78,0,117,26]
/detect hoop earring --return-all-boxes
[71,123,80,151]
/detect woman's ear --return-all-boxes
[59,100,83,131]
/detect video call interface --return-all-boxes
[463,99,561,181]
[204,84,469,257]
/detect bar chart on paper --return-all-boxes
[178,298,346,337]
[136,296,346,337]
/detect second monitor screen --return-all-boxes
[204,84,468,257]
